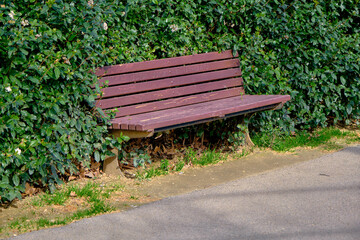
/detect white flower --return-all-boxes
[102,22,108,31]
[169,24,180,32]
[21,19,29,26]
[9,10,15,19]
[121,11,126,17]
[5,86,12,92]
[35,33,41,38]
[88,0,94,7]
[15,148,21,155]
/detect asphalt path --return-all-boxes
[13,146,360,240]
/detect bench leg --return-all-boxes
[240,113,255,148]
[244,128,255,147]
[103,130,154,176]
[103,147,124,177]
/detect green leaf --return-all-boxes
[340,77,346,85]
[12,175,20,186]
[346,105,353,115]
[54,67,60,80]
[28,77,40,84]
[75,120,81,131]
[94,150,100,162]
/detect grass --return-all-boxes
[184,148,226,166]
[175,160,185,171]
[129,195,139,200]
[137,159,171,179]
[253,127,360,152]
[136,148,227,180]
[4,181,124,236]
[7,200,114,233]
[31,182,122,207]
[136,159,173,180]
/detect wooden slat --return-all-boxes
[98,68,242,101]
[128,95,290,130]
[111,95,291,130]
[95,50,237,77]
[98,59,240,87]
[111,88,244,118]
[97,78,243,108]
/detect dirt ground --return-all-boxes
[0,145,355,238]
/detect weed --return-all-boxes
[191,149,225,166]
[122,149,151,167]
[136,159,171,179]
[16,181,115,233]
[253,127,360,152]
[138,168,156,179]
[323,143,344,151]
[346,137,360,144]
[181,148,227,166]
[31,190,68,207]
[4,183,115,234]
[227,124,247,151]
[159,159,169,172]
[175,161,185,171]
[8,217,30,232]
[233,148,249,159]
[36,217,69,229]
[183,148,197,164]
[138,167,160,179]
[30,198,42,207]
[9,219,20,230]
[102,183,124,198]
[31,182,118,208]
[76,200,112,216]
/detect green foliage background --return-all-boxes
[1,0,359,202]
[0,0,125,202]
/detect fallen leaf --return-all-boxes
[153,146,160,154]
[68,175,77,181]
[85,172,94,178]
[25,182,37,196]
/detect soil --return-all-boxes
[0,144,356,239]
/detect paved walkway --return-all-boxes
[14,146,360,240]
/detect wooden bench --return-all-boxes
[95,50,290,174]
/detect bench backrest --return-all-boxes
[95,50,244,118]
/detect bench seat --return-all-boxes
[111,94,290,132]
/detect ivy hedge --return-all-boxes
[0,0,125,202]
[1,0,359,202]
